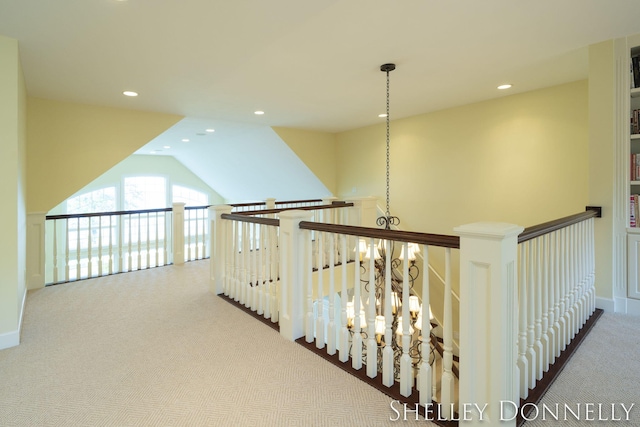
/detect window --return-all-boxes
[124,176,166,210]
[67,187,117,214]
[172,185,208,206]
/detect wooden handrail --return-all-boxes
[299,221,460,249]
[220,213,280,227]
[229,201,266,208]
[274,198,323,205]
[233,201,354,216]
[518,208,600,244]
[46,207,172,220]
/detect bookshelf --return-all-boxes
[629,46,640,229]
[628,41,640,301]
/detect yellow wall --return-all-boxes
[588,41,615,301]
[0,35,27,339]
[272,127,338,195]
[27,98,183,213]
[336,80,589,235]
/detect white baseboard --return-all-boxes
[0,287,27,350]
[596,296,615,312]
[625,298,640,316]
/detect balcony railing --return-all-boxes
[210,197,602,426]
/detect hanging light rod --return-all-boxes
[377,63,400,230]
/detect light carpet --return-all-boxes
[0,260,638,426]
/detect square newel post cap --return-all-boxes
[278,209,314,221]
[209,204,233,214]
[454,222,524,240]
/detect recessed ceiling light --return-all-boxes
[163,145,171,149]
[181,138,189,142]
[206,128,215,133]
[254,111,265,115]
[123,91,138,97]
[497,84,512,90]
[378,113,387,118]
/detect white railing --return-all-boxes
[295,220,460,413]
[28,198,330,287]
[210,201,600,425]
[210,200,356,324]
[44,207,174,284]
[516,212,596,401]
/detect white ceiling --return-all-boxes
[2,0,640,199]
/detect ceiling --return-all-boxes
[2,0,640,199]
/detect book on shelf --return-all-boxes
[632,109,640,135]
[631,194,638,228]
[633,55,640,89]
[631,153,640,181]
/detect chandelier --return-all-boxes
[343,63,437,381]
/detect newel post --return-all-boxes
[172,202,185,265]
[26,212,47,289]
[265,198,276,209]
[209,205,233,294]
[454,222,523,426]
[278,210,313,341]
[349,196,378,227]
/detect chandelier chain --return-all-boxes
[385,69,391,218]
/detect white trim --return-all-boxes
[611,296,640,315]
[595,296,615,312]
[0,287,27,350]
[626,298,640,316]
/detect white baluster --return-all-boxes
[316,231,325,349]
[270,225,279,323]
[137,213,142,270]
[76,218,82,279]
[118,215,124,272]
[534,237,544,381]
[305,228,314,343]
[339,234,350,363]
[251,222,258,311]
[526,240,537,389]
[235,221,242,301]
[264,223,272,319]
[366,238,377,378]
[52,220,59,284]
[97,216,103,277]
[257,223,265,316]
[569,223,578,340]
[145,212,150,268]
[327,233,337,356]
[560,227,571,351]
[382,239,393,387]
[64,218,71,282]
[108,216,114,274]
[432,351,438,402]
[588,218,596,314]
[440,247,455,415]
[418,244,432,404]
[244,222,251,307]
[517,244,529,400]
[352,240,363,370]
[547,231,557,366]
[87,217,92,278]
[553,229,563,358]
